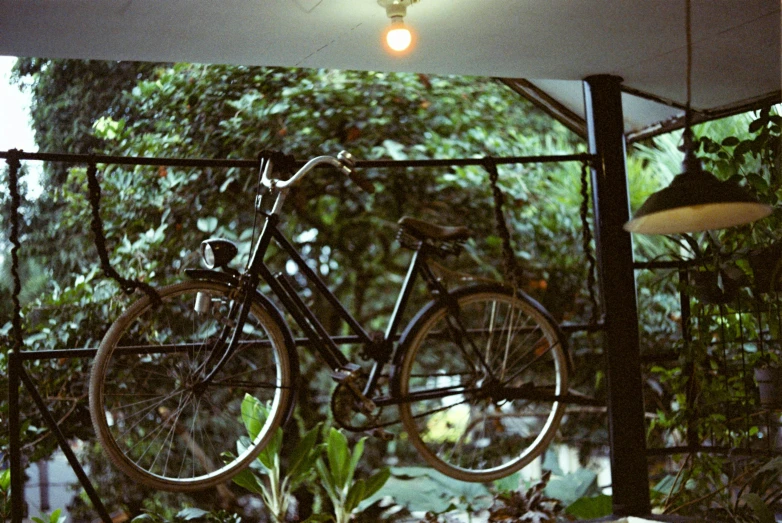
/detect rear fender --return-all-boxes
[390,283,573,394]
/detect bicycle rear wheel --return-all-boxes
[397,284,567,482]
[89,280,295,491]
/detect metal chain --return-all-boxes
[579,160,601,325]
[85,160,161,304]
[487,156,601,325]
[6,149,23,352]
[485,157,526,289]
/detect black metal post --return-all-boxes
[9,350,24,523]
[583,75,651,516]
[16,365,114,523]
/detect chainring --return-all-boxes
[330,376,383,432]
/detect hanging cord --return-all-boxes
[6,150,23,352]
[579,160,601,325]
[487,156,601,324]
[485,157,527,289]
[85,160,161,304]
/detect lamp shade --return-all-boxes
[624,162,772,235]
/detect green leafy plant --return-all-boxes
[0,469,11,521]
[31,508,66,523]
[316,428,390,523]
[487,470,563,523]
[229,394,322,523]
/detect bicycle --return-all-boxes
[89,151,570,492]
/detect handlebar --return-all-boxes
[260,151,374,194]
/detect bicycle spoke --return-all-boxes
[91,281,293,489]
[399,286,567,481]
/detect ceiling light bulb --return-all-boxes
[378,0,419,54]
[385,17,412,52]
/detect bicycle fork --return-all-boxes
[190,284,253,391]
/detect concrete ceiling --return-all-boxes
[1,0,780,139]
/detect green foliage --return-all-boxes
[635,106,782,519]
[230,395,390,523]
[363,466,491,517]
[229,394,321,523]
[316,428,390,523]
[0,468,11,521]
[564,494,612,519]
[487,470,562,523]
[654,455,782,522]
[30,508,66,523]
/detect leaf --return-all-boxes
[287,424,322,485]
[241,394,265,441]
[652,473,686,496]
[176,507,209,520]
[565,494,613,518]
[743,492,775,523]
[316,457,339,502]
[493,472,521,493]
[721,136,740,147]
[749,117,766,134]
[545,468,597,506]
[0,468,10,490]
[256,427,283,472]
[362,467,391,500]
[196,216,218,233]
[345,479,366,513]
[346,436,366,488]
[327,428,349,490]
[231,467,267,495]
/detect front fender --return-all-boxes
[184,268,300,425]
[184,268,240,286]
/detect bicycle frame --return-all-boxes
[199,154,452,407]
[243,210,445,403]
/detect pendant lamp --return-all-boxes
[624,0,771,235]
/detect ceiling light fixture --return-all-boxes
[378,0,419,54]
[623,0,771,235]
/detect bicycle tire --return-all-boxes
[396,284,568,482]
[89,279,296,491]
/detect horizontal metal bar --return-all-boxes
[0,149,595,170]
[646,446,780,457]
[13,335,381,361]
[633,260,689,270]
[15,320,602,361]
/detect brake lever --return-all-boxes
[337,151,375,194]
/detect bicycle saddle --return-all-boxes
[398,216,472,241]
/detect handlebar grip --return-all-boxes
[350,171,375,194]
[337,151,375,194]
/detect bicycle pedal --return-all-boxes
[331,363,362,382]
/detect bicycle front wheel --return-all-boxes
[397,284,568,482]
[90,280,295,491]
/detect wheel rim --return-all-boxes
[399,290,566,481]
[92,282,291,489]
